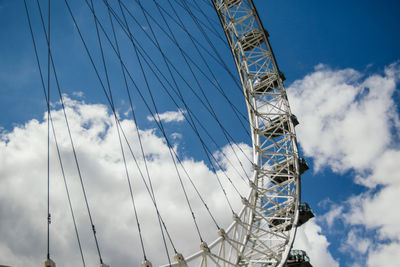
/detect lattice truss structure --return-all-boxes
[161,1,307,267]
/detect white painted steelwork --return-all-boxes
[161,0,302,266]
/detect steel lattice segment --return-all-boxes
[161,0,301,266]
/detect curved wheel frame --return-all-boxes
[161,1,301,267]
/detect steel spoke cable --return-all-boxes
[89,0,148,261]
[115,43,243,216]
[123,1,254,158]
[172,0,226,44]
[116,1,253,168]
[46,0,51,260]
[172,0,249,99]
[116,0,226,229]
[116,4,239,215]
[99,0,236,238]
[48,113,86,267]
[104,1,203,249]
[115,0,171,208]
[82,0,244,239]
[115,1,205,244]
[126,0,250,129]
[174,0,254,166]
[114,0,223,231]
[100,2,247,205]
[110,1,173,262]
[165,0,252,180]
[112,105,149,261]
[199,0,215,9]
[29,0,300,266]
[135,0,232,222]
[135,0,231,183]
[66,1,177,262]
[170,0,231,64]
[36,0,104,263]
[120,0,245,106]
[144,0,250,195]
[186,0,223,38]
[114,116,178,257]
[151,0,236,145]
[172,0,252,142]
[23,2,86,265]
[150,0,243,91]
[26,0,296,266]
[184,1,223,37]
[135,0,254,181]
[104,1,245,203]
[65,0,178,262]
[105,1,149,261]
[63,5,244,262]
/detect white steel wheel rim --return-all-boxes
[162,1,302,266]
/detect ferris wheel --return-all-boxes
[21,0,314,267]
[157,1,314,266]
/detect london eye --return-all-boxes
[21,0,314,266]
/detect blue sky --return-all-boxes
[0,0,400,266]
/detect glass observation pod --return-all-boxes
[298,203,315,226]
[261,114,300,138]
[269,202,314,231]
[285,250,313,267]
[269,157,309,185]
[223,0,242,8]
[239,30,265,51]
[257,249,312,267]
[252,70,285,93]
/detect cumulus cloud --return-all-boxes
[366,242,400,266]
[287,62,400,266]
[2,61,399,267]
[293,220,339,267]
[170,132,182,140]
[340,229,371,255]
[147,109,186,123]
[288,62,400,172]
[0,97,249,267]
[322,205,343,229]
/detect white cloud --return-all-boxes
[287,62,400,266]
[340,229,371,255]
[171,132,182,140]
[2,61,399,267]
[72,91,84,98]
[293,219,339,267]
[0,97,247,267]
[322,205,343,229]
[288,62,400,172]
[346,183,400,241]
[355,149,400,188]
[147,109,186,123]
[366,242,400,267]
